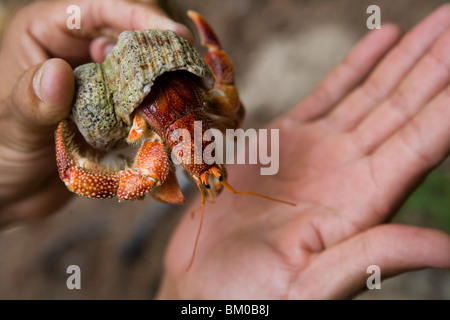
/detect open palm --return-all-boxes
[158,5,450,299]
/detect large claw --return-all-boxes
[117,139,169,201]
[56,121,121,199]
[56,121,176,202]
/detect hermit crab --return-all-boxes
[56,11,293,266]
[56,11,244,202]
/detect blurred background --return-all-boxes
[0,0,449,299]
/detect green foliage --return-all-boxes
[401,167,450,233]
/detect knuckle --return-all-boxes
[339,56,359,79]
[361,77,383,100]
[389,89,411,116]
[428,37,450,78]
[311,83,332,106]
[400,119,433,165]
[349,129,371,155]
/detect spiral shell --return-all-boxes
[71,30,215,150]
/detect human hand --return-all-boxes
[158,5,450,299]
[0,0,191,224]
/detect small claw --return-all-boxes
[127,113,148,143]
[118,138,171,201]
[135,139,169,181]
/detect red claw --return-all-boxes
[117,169,156,202]
[56,121,121,199]
[56,121,176,201]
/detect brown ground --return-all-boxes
[0,0,448,299]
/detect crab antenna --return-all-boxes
[190,177,215,219]
[190,206,201,219]
[206,188,215,203]
[187,180,207,270]
[220,177,296,207]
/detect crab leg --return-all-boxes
[124,112,185,204]
[188,10,245,129]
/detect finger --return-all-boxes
[292,225,450,299]
[89,36,116,63]
[368,84,450,217]
[0,173,72,225]
[8,58,74,140]
[87,0,193,40]
[328,4,450,131]
[287,24,401,123]
[350,28,450,155]
[23,0,192,59]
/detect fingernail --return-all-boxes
[104,42,115,57]
[154,16,192,42]
[169,21,194,44]
[33,61,48,101]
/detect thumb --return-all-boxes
[11,58,74,129]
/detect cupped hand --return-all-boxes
[158,5,450,299]
[0,0,191,223]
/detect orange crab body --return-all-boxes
[137,71,215,176]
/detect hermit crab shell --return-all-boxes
[71,30,215,150]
